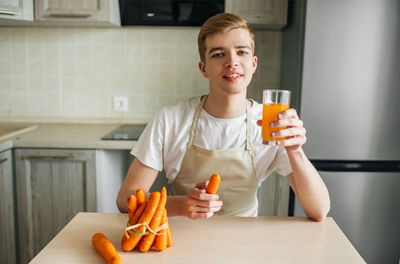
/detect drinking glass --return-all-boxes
[262,89,291,145]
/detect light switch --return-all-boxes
[113,96,128,112]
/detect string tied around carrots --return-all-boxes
[124,221,169,238]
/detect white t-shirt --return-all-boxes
[131,96,293,186]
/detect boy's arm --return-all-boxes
[116,158,159,213]
[257,108,330,221]
[285,149,330,222]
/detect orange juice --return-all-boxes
[262,103,290,142]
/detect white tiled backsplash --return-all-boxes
[0,27,281,120]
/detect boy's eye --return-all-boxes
[238,50,248,55]
[212,53,223,58]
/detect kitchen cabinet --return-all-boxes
[0,0,33,21]
[225,0,288,29]
[0,149,17,264]
[96,149,130,213]
[34,0,120,26]
[15,148,97,264]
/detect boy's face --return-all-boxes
[199,28,257,96]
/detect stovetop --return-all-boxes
[101,124,147,140]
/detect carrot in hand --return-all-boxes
[139,187,167,252]
[122,191,161,251]
[154,208,168,251]
[92,233,122,264]
[206,173,221,194]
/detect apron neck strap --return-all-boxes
[188,96,207,148]
[245,99,253,152]
[188,96,254,153]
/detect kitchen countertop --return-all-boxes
[0,116,149,124]
[30,213,365,264]
[0,124,38,152]
[0,123,138,151]
[0,124,38,143]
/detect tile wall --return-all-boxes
[0,27,281,120]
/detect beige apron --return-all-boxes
[171,96,259,216]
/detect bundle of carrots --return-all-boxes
[91,175,220,262]
[122,186,173,252]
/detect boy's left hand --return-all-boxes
[257,108,306,152]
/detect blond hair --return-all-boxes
[198,13,255,62]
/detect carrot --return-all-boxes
[129,201,147,226]
[122,191,161,251]
[139,187,167,252]
[92,233,122,264]
[136,189,146,206]
[136,192,161,234]
[206,173,221,194]
[166,223,173,247]
[122,201,148,251]
[154,209,168,251]
[121,234,129,251]
[127,195,137,220]
[154,208,168,251]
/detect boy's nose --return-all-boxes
[224,53,239,67]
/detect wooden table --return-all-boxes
[30,213,365,263]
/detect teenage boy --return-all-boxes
[117,13,330,221]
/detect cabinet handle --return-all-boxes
[48,13,91,18]
[23,154,78,160]
[0,158,7,164]
[0,10,18,15]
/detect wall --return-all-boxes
[0,27,281,121]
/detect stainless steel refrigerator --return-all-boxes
[292,0,400,263]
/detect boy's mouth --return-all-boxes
[223,73,243,81]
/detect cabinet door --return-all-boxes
[225,0,288,29]
[35,0,108,21]
[0,0,21,14]
[257,172,290,216]
[0,0,33,20]
[15,148,96,264]
[0,149,17,264]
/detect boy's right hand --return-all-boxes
[184,181,223,219]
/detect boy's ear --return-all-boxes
[198,61,208,78]
[252,56,258,73]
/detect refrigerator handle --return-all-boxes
[311,160,400,172]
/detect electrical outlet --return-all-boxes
[113,96,128,112]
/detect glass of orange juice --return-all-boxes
[262,89,291,145]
